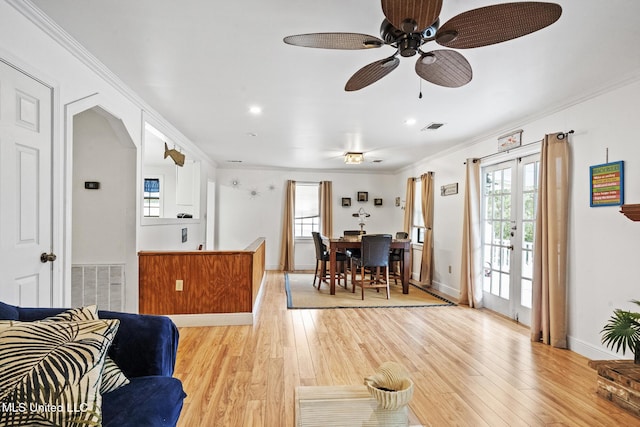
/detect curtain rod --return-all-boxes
[411,171,434,181]
[466,130,574,164]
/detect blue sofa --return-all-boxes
[0,301,186,426]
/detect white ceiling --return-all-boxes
[31,0,640,172]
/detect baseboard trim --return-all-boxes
[430,280,458,300]
[168,312,253,327]
[568,335,623,361]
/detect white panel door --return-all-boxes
[0,60,53,306]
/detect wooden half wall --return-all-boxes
[138,238,266,318]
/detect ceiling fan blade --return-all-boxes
[382,0,442,33]
[345,57,400,91]
[436,2,562,49]
[283,33,384,49]
[415,50,472,88]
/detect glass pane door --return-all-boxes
[516,155,540,325]
[482,154,539,325]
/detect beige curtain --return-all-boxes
[459,159,483,307]
[531,133,570,348]
[403,178,415,234]
[320,181,333,237]
[279,180,295,271]
[420,173,434,285]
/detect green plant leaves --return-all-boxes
[601,308,640,355]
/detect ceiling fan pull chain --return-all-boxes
[418,78,423,99]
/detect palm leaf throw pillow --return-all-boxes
[0,319,119,426]
[42,306,130,394]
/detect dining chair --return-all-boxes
[342,230,365,270]
[390,231,409,284]
[350,234,392,300]
[312,231,347,289]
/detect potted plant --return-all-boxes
[601,299,640,364]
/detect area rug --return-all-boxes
[285,273,455,309]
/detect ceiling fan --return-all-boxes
[283,1,562,91]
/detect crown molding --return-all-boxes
[6,0,212,163]
[8,0,142,109]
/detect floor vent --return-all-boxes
[71,265,124,311]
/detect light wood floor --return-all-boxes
[174,271,636,426]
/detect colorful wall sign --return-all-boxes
[590,161,624,207]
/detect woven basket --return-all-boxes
[364,377,414,410]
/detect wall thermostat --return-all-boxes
[84,181,100,190]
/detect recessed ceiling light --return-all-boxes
[249,106,262,115]
[246,132,258,137]
[404,118,416,126]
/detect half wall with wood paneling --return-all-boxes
[138,238,265,325]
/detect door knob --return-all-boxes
[40,252,57,263]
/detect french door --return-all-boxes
[481,154,540,325]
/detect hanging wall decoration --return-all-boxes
[440,183,458,196]
[248,188,260,199]
[590,161,624,207]
[497,129,523,152]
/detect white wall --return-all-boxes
[400,78,640,361]
[72,109,136,266]
[216,168,403,270]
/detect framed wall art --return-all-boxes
[374,198,383,206]
[341,197,351,207]
[357,191,368,202]
[498,129,522,152]
[440,183,458,196]
[590,161,624,207]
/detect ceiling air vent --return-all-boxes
[421,122,445,131]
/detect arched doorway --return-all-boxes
[64,96,138,312]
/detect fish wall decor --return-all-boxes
[164,142,185,167]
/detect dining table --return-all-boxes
[324,236,411,295]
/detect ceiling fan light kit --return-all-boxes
[284,1,562,91]
[420,53,437,65]
[344,152,365,164]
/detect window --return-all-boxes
[412,179,425,243]
[294,183,320,238]
[143,178,161,217]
